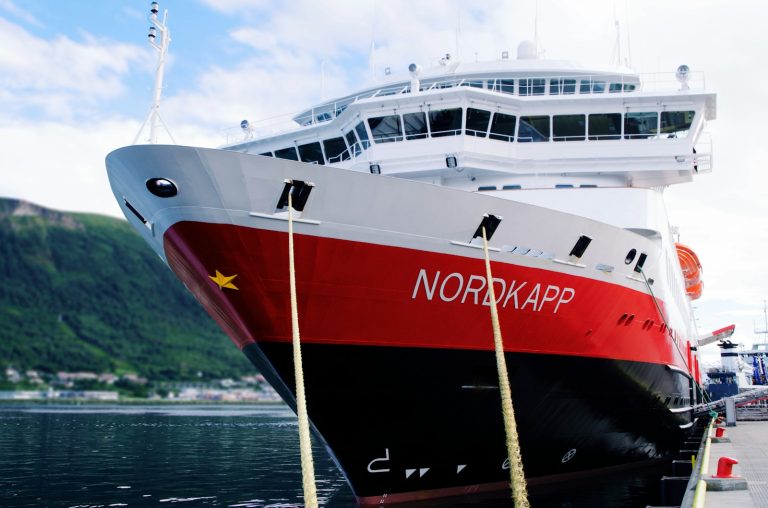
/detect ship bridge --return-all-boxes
[225,56,716,193]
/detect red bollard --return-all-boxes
[713,456,739,478]
[715,427,725,438]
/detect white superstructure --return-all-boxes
[216,47,714,345]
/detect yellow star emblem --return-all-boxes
[209,270,239,290]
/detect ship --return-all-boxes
[106,41,717,504]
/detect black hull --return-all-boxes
[243,343,692,504]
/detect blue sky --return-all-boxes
[2,0,768,361]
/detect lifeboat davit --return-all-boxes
[676,243,703,300]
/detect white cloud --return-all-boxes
[0,118,138,218]
[0,0,42,27]
[0,18,146,119]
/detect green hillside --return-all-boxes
[0,198,252,380]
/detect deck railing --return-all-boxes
[224,70,706,145]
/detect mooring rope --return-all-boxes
[288,191,319,508]
[481,226,530,508]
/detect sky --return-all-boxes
[1,0,766,363]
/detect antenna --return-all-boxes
[133,1,175,145]
[369,0,376,82]
[533,1,539,57]
[625,0,633,67]
[756,300,768,341]
[455,2,461,61]
[320,59,326,101]
[532,0,545,58]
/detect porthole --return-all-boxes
[146,178,178,198]
[624,248,637,265]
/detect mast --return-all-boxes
[133,1,175,145]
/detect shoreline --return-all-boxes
[0,398,286,406]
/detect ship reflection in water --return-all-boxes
[0,405,662,507]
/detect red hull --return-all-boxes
[164,221,686,370]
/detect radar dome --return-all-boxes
[517,40,537,60]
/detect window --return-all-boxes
[323,137,348,163]
[591,81,606,93]
[624,112,658,139]
[660,111,695,139]
[368,115,402,143]
[377,86,403,97]
[435,80,460,89]
[461,80,484,88]
[354,122,371,149]
[491,79,515,94]
[298,142,324,164]
[259,152,273,157]
[609,83,623,93]
[345,130,361,157]
[519,116,550,142]
[520,78,545,96]
[550,78,576,95]
[588,113,622,140]
[553,115,585,142]
[466,108,491,137]
[429,108,462,137]
[623,83,637,92]
[489,113,516,142]
[275,147,299,160]
[580,80,592,94]
[403,112,428,140]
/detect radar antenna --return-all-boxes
[754,300,768,345]
[133,1,176,145]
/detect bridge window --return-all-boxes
[275,147,299,160]
[355,122,371,149]
[259,152,273,157]
[553,114,585,141]
[550,78,576,95]
[623,83,637,92]
[466,108,491,137]
[403,112,428,140]
[429,108,462,137]
[660,111,695,139]
[588,113,622,140]
[298,142,324,164]
[519,116,550,142]
[489,112,516,142]
[579,79,606,94]
[461,80,484,88]
[609,83,623,93]
[345,130,361,157]
[323,137,348,163]
[625,112,658,139]
[368,115,402,143]
[520,78,545,96]
[491,79,515,94]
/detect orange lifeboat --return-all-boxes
[675,243,703,300]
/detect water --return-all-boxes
[0,404,665,507]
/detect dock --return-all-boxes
[704,421,768,507]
